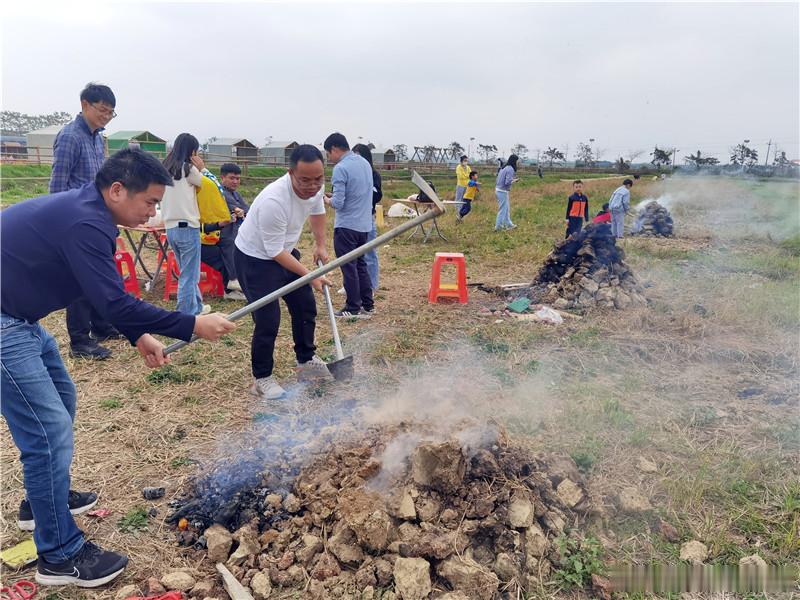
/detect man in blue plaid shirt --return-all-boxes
[50,83,120,359]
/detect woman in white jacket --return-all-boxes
[161,133,209,315]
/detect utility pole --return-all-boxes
[764,139,771,166]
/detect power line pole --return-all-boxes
[764,139,771,166]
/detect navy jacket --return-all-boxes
[1,183,195,344]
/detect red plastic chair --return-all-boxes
[163,252,224,300]
[428,252,468,304]
[115,250,141,298]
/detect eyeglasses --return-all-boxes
[91,103,117,119]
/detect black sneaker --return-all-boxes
[334,310,371,320]
[91,327,124,342]
[363,306,376,316]
[36,541,128,588]
[69,342,112,360]
[19,490,98,531]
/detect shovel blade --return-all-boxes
[327,355,354,381]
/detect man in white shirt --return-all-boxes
[234,145,332,401]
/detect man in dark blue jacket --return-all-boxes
[0,149,235,587]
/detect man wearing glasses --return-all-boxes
[50,83,120,360]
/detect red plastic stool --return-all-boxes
[428,252,468,304]
[163,252,225,300]
[115,250,141,298]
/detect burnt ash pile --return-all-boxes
[172,423,591,599]
[529,223,646,310]
[631,201,674,236]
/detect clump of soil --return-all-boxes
[528,223,647,310]
[170,422,591,598]
[631,201,674,236]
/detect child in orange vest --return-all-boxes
[565,179,589,238]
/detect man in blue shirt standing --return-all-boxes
[50,83,119,360]
[323,132,374,318]
[1,149,235,587]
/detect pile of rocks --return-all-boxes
[530,223,646,310]
[173,424,590,599]
[631,201,674,236]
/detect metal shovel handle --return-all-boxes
[318,260,345,361]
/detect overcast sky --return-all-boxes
[3,1,799,162]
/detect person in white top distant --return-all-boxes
[234,144,332,401]
[161,133,209,316]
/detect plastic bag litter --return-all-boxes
[534,306,563,324]
[387,202,417,218]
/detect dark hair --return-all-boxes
[469,170,478,178]
[352,143,373,166]
[573,179,583,185]
[95,149,173,193]
[323,132,349,152]
[602,203,609,210]
[220,163,241,176]
[163,133,200,180]
[506,154,519,171]
[460,155,468,162]
[623,178,634,186]
[80,83,116,108]
[289,144,324,168]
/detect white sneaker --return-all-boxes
[336,287,346,295]
[227,279,242,292]
[249,376,286,400]
[199,304,212,315]
[224,290,247,301]
[296,355,333,381]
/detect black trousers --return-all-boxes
[333,227,374,313]
[565,217,584,239]
[234,248,317,378]
[66,298,114,345]
[219,224,239,281]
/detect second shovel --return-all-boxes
[319,261,354,381]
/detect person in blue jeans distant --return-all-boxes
[495,154,520,230]
[0,149,235,588]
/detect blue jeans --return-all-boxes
[364,217,379,290]
[455,185,466,203]
[0,314,84,563]
[167,226,203,315]
[495,189,514,229]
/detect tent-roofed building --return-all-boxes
[259,140,299,164]
[107,130,167,158]
[206,137,258,164]
[1,134,27,161]
[25,125,64,164]
[371,147,396,166]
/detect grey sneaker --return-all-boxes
[227,279,242,292]
[249,376,286,401]
[224,290,247,301]
[296,355,333,381]
[199,304,212,315]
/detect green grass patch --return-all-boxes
[146,364,200,385]
[99,397,123,410]
[117,506,148,533]
[553,534,606,588]
[170,456,193,468]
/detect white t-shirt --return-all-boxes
[161,164,202,229]
[235,173,326,260]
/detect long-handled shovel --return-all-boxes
[318,261,353,381]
